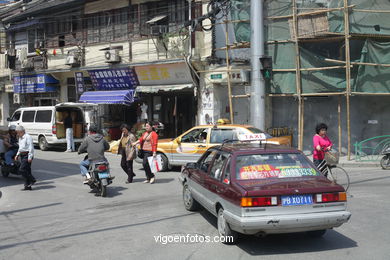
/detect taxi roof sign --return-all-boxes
[238,133,267,141]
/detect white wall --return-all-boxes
[0,92,9,127]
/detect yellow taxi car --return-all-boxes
[137,124,291,171]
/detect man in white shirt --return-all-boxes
[15,125,36,190]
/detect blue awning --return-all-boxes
[79,90,135,106]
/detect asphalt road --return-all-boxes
[0,150,389,260]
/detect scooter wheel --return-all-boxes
[380,155,390,170]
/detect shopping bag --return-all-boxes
[147,155,163,173]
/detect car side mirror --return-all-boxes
[176,137,181,144]
[6,117,11,122]
[186,162,197,169]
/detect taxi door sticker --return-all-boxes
[239,164,281,179]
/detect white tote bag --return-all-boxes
[147,155,163,173]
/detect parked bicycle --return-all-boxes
[317,153,350,191]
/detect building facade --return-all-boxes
[0,0,207,138]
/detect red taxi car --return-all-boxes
[179,142,351,244]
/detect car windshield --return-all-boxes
[247,127,272,138]
[236,153,320,180]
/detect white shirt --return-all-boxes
[141,103,148,120]
[17,133,34,160]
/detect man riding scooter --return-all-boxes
[78,124,110,183]
[3,125,19,167]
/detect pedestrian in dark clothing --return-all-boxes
[118,124,137,183]
[14,125,36,190]
[78,124,110,183]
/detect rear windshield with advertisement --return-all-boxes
[236,153,320,180]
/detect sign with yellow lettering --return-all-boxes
[134,62,192,85]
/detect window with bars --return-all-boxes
[86,9,128,44]
[130,0,189,36]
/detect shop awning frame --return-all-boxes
[135,84,193,93]
[79,89,135,106]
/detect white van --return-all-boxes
[7,103,98,151]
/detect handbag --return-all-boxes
[137,132,152,159]
[137,148,145,159]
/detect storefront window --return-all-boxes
[153,96,161,121]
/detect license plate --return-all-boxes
[98,172,110,179]
[281,195,313,206]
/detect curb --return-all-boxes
[338,163,380,168]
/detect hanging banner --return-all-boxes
[88,68,139,91]
[75,72,85,95]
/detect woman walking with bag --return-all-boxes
[132,121,158,184]
[118,124,137,183]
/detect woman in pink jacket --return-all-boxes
[313,123,333,167]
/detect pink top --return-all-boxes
[313,134,333,160]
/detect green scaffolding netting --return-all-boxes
[353,39,390,93]
[229,0,390,94]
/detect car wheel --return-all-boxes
[217,208,238,244]
[183,183,200,211]
[39,136,49,151]
[1,167,9,177]
[307,229,327,237]
[158,153,169,171]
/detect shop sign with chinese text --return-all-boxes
[88,68,139,90]
[134,62,192,85]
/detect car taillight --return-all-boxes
[52,124,57,134]
[316,192,346,203]
[241,196,278,207]
[97,165,107,171]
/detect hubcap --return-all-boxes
[184,187,192,207]
[218,211,226,236]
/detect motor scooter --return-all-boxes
[85,161,113,197]
[380,145,390,170]
[0,153,22,178]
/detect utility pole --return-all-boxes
[250,0,265,130]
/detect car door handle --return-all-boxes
[197,145,206,148]
[216,187,223,193]
[210,184,222,193]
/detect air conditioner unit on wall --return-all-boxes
[150,25,168,36]
[104,49,121,63]
[20,58,33,69]
[65,54,80,66]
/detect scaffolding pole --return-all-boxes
[344,0,352,160]
[224,20,234,124]
[292,0,304,150]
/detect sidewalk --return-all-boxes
[337,156,380,168]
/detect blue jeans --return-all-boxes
[66,128,75,151]
[5,148,17,165]
[80,159,90,176]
